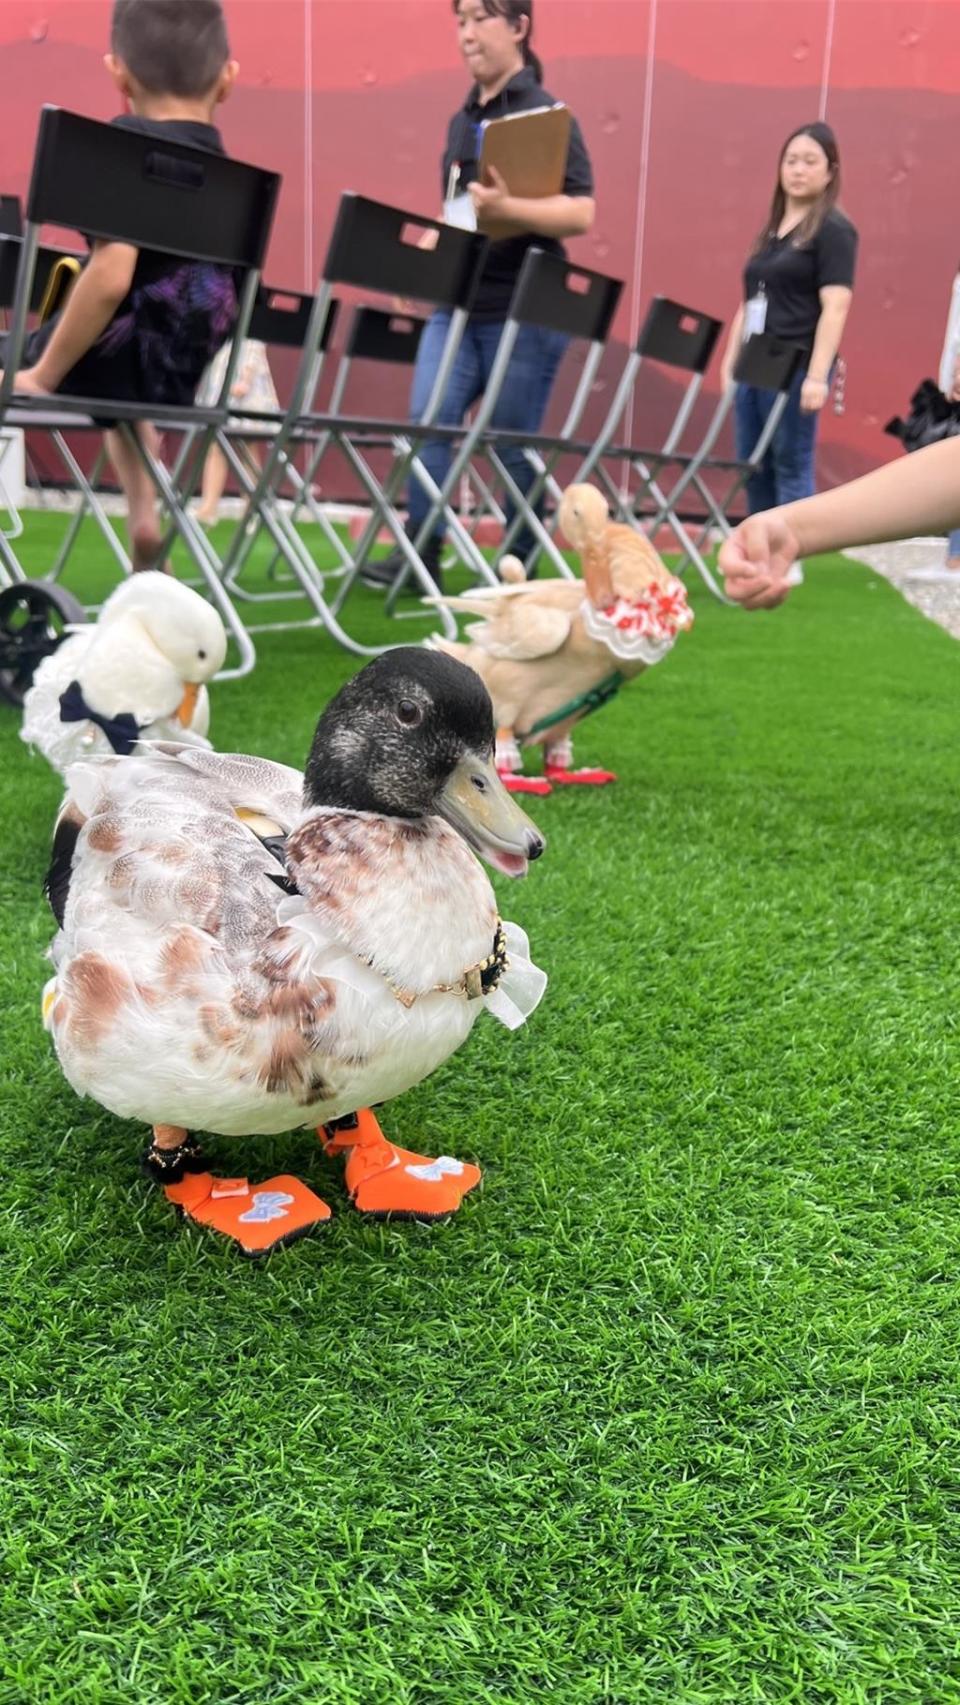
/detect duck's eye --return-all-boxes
[471,773,487,793]
[396,698,423,728]
[197,649,207,661]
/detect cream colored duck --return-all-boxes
[42,648,546,1248]
[427,484,693,795]
[22,572,227,776]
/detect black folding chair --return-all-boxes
[213,193,489,657]
[0,106,280,678]
[441,247,623,580]
[0,197,22,239]
[0,231,134,583]
[256,304,427,585]
[381,248,622,610]
[559,296,735,592]
[648,331,807,573]
[176,283,344,613]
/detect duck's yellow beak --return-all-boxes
[438,753,546,878]
[175,682,200,726]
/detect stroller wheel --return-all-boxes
[0,580,87,708]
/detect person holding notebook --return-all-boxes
[363,0,595,591]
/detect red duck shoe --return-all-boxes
[545,764,617,786]
[498,770,553,796]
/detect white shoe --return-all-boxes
[898,563,960,583]
[844,539,960,581]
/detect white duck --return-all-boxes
[42,648,546,1250]
[22,572,227,776]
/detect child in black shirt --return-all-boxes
[1,0,239,568]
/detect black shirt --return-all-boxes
[111,115,223,149]
[441,66,594,321]
[743,209,858,349]
[109,115,226,290]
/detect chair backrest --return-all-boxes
[345,306,426,365]
[0,195,22,238]
[636,297,723,374]
[507,248,623,342]
[249,285,337,352]
[26,106,280,270]
[321,193,488,312]
[734,331,806,394]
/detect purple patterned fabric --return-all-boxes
[97,262,238,406]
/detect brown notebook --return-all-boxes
[476,104,572,242]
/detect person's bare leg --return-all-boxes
[106,422,165,571]
[196,442,229,525]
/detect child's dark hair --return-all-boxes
[111,0,231,98]
[452,0,544,82]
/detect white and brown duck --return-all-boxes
[42,649,546,1252]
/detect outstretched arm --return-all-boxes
[721,436,960,609]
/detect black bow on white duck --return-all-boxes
[42,649,546,1248]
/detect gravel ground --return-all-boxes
[843,538,960,640]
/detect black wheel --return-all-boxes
[0,580,87,709]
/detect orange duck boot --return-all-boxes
[321,1109,482,1221]
[147,1126,332,1256]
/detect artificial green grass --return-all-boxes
[3,514,960,1703]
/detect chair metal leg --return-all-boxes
[48,433,131,580]
[123,422,257,680]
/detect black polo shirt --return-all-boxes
[442,66,594,322]
[743,208,858,350]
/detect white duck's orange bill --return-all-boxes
[175,683,200,726]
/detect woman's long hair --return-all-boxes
[753,122,841,252]
[452,0,543,82]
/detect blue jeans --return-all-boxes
[407,311,569,566]
[734,366,820,513]
[948,529,960,557]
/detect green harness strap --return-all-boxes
[518,671,625,743]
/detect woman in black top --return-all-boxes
[365,0,595,589]
[719,121,857,512]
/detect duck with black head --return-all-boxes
[41,648,546,1253]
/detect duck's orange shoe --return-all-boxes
[498,770,552,797]
[163,1171,332,1256]
[321,1106,383,1156]
[322,1110,481,1219]
[545,764,617,786]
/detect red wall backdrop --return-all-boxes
[2,0,960,486]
